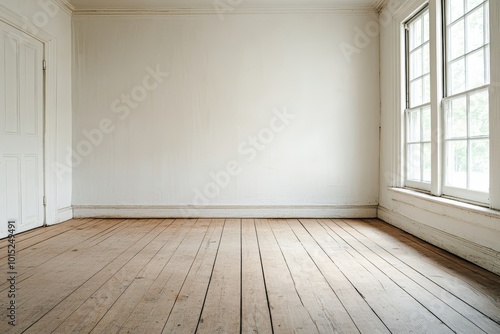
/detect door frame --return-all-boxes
[0,5,59,227]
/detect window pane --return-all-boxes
[410,78,423,107]
[423,43,430,74]
[422,106,431,141]
[446,140,467,188]
[449,19,465,60]
[466,6,484,52]
[469,89,489,137]
[410,17,422,50]
[423,143,432,182]
[470,139,489,191]
[466,0,484,11]
[408,110,421,142]
[449,58,465,94]
[423,12,429,42]
[410,48,423,79]
[447,96,467,138]
[466,48,486,89]
[407,144,421,181]
[449,0,464,22]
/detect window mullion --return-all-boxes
[430,0,442,196]
[488,0,500,209]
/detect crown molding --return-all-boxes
[370,0,390,12]
[54,0,75,15]
[71,6,377,16]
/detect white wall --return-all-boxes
[71,12,380,217]
[378,0,500,275]
[0,0,73,223]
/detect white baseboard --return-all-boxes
[378,206,500,276]
[57,207,74,223]
[73,204,377,219]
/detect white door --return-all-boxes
[0,21,45,238]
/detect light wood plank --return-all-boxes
[0,219,130,293]
[0,218,498,334]
[51,219,195,334]
[0,218,94,251]
[2,219,161,334]
[306,218,454,333]
[289,219,391,334]
[255,218,319,334]
[196,219,241,334]
[23,219,174,334]
[241,218,273,334]
[270,219,360,333]
[356,218,500,323]
[325,218,488,333]
[160,219,225,334]
[96,219,210,334]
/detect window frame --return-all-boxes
[404,5,432,192]
[397,0,497,208]
[442,0,491,204]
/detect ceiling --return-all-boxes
[66,0,387,10]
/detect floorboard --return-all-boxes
[0,218,499,334]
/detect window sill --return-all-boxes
[387,187,500,232]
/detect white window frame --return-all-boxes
[442,0,491,204]
[404,6,432,192]
[392,0,500,210]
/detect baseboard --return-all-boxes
[57,207,74,223]
[73,204,377,219]
[378,206,500,276]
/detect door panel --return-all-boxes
[0,21,44,238]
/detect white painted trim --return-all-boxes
[54,0,75,15]
[57,206,73,223]
[73,205,378,219]
[378,205,500,276]
[489,0,500,210]
[0,5,59,226]
[71,6,377,16]
[387,187,500,230]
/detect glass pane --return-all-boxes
[410,48,423,80]
[407,110,421,142]
[470,139,489,191]
[423,43,430,74]
[466,48,485,89]
[449,58,465,95]
[423,143,432,183]
[410,78,423,107]
[422,106,431,141]
[449,0,465,23]
[466,6,484,52]
[466,0,484,11]
[410,17,422,50]
[485,4,489,43]
[423,11,429,42]
[469,89,489,137]
[446,140,467,188]
[447,96,467,138]
[407,144,421,181]
[449,19,465,60]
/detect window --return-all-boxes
[405,8,431,190]
[444,0,490,201]
[402,0,492,205]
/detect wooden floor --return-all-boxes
[1,218,500,333]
